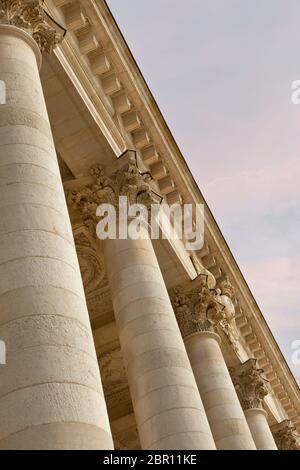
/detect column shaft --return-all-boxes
[245,409,277,450]
[185,332,256,449]
[103,234,216,450]
[0,25,113,449]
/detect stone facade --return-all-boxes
[0,0,299,450]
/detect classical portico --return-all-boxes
[0,0,299,450]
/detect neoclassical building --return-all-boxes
[0,0,299,450]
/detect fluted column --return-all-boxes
[0,1,113,450]
[70,154,216,450]
[231,359,277,450]
[271,420,300,450]
[171,277,256,450]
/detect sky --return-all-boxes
[107,0,300,384]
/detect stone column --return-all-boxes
[0,1,113,450]
[171,277,256,450]
[231,359,277,450]
[271,420,300,450]
[70,154,216,450]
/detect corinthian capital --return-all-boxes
[231,358,269,410]
[67,153,160,234]
[271,420,300,450]
[0,0,63,53]
[170,275,226,338]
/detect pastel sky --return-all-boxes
[107,0,300,383]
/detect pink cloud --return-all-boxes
[204,157,300,220]
[241,256,300,329]
[241,256,300,382]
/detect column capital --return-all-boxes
[0,0,62,53]
[231,358,269,410]
[271,420,300,450]
[67,151,160,234]
[170,275,237,340]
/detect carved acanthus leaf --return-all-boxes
[170,276,226,338]
[231,358,269,410]
[0,0,62,53]
[68,156,160,235]
[272,420,300,450]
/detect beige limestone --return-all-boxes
[0,25,113,450]
[245,409,277,450]
[0,0,298,451]
[230,359,276,450]
[185,332,256,450]
[103,230,216,450]
[44,0,300,443]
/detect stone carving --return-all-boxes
[74,232,106,295]
[99,349,128,395]
[216,275,240,354]
[68,155,160,235]
[171,275,226,338]
[171,275,241,348]
[231,358,269,410]
[272,420,300,450]
[74,231,92,248]
[218,275,236,302]
[0,0,62,53]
